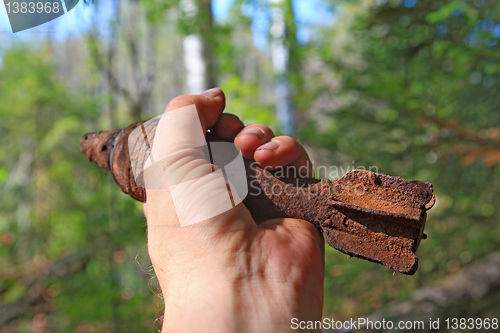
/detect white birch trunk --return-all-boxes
[183,34,207,94]
[270,0,294,135]
[181,0,208,94]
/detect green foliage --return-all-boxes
[0,46,154,332]
[296,0,500,317]
[2,0,500,330]
[221,75,278,128]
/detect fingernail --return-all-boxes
[237,127,265,139]
[257,140,280,152]
[201,87,222,98]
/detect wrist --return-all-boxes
[159,272,315,333]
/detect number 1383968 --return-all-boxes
[5,1,61,14]
[445,318,498,330]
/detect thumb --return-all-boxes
[144,89,249,228]
[152,88,226,156]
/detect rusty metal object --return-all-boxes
[80,119,435,275]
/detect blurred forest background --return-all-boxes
[1,0,499,332]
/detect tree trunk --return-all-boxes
[270,0,298,135]
[182,0,216,93]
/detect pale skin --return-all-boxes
[144,88,325,333]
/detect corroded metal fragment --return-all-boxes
[80,120,435,275]
[243,165,434,274]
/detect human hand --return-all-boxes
[144,88,324,333]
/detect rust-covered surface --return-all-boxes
[80,120,435,275]
[80,120,157,203]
